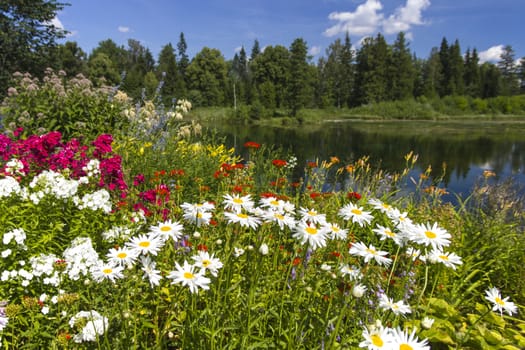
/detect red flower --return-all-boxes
[347,191,362,200]
[272,159,287,168]
[244,141,261,149]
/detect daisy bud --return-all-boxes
[421,317,435,329]
[352,283,367,298]
[193,231,201,238]
[215,239,223,245]
[247,245,254,251]
[259,243,269,255]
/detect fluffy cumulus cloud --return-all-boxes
[324,0,384,37]
[479,45,504,63]
[118,26,130,33]
[383,0,430,34]
[324,0,430,38]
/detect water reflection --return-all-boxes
[203,120,525,199]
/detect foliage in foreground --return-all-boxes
[0,72,524,348]
[0,126,523,349]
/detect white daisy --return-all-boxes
[259,196,286,212]
[427,249,463,269]
[368,198,394,214]
[338,202,374,227]
[149,219,184,241]
[292,221,329,250]
[388,327,430,350]
[387,208,414,230]
[349,242,392,267]
[223,193,254,213]
[339,264,363,281]
[181,202,215,226]
[167,260,211,294]
[140,256,162,287]
[224,211,261,229]
[106,246,137,267]
[192,251,223,277]
[359,323,392,349]
[324,222,348,240]
[485,287,518,316]
[91,263,124,283]
[126,233,164,256]
[261,210,296,230]
[410,222,451,250]
[373,224,404,246]
[298,207,327,225]
[378,294,412,316]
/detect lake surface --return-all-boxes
[203,119,525,202]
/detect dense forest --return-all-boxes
[2,0,525,117]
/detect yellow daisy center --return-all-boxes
[306,227,318,235]
[233,198,243,204]
[371,334,383,346]
[351,208,362,215]
[270,200,279,206]
[160,225,171,232]
[382,203,391,209]
[202,260,211,267]
[103,268,113,275]
[237,213,248,219]
[183,272,194,279]
[385,229,395,237]
[275,213,284,220]
[495,297,505,306]
[439,255,449,261]
[332,226,340,232]
[425,230,437,239]
[117,252,127,259]
[308,210,317,216]
[197,212,203,218]
[400,344,413,350]
[366,248,377,255]
[139,241,150,248]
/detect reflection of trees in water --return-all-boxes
[206,122,525,186]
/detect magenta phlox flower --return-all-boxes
[92,134,113,158]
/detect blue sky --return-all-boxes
[54,0,524,63]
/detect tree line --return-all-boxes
[2,0,525,116]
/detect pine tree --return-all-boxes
[463,48,480,97]
[177,32,190,94]
[288,38,310,116]
[498,45,519,95]
[388,32,415,100]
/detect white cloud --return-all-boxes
[324,0,384,37]
[309,46,321,56]
[383,0,430,35]
[118,26,130,33]
[324,0,430,38]
[49,16,65,30]
[479,45,504,63]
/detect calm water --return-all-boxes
[203,119,525,202]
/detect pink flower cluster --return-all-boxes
[0,129,128,195]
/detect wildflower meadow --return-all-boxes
[0,70,524,349]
